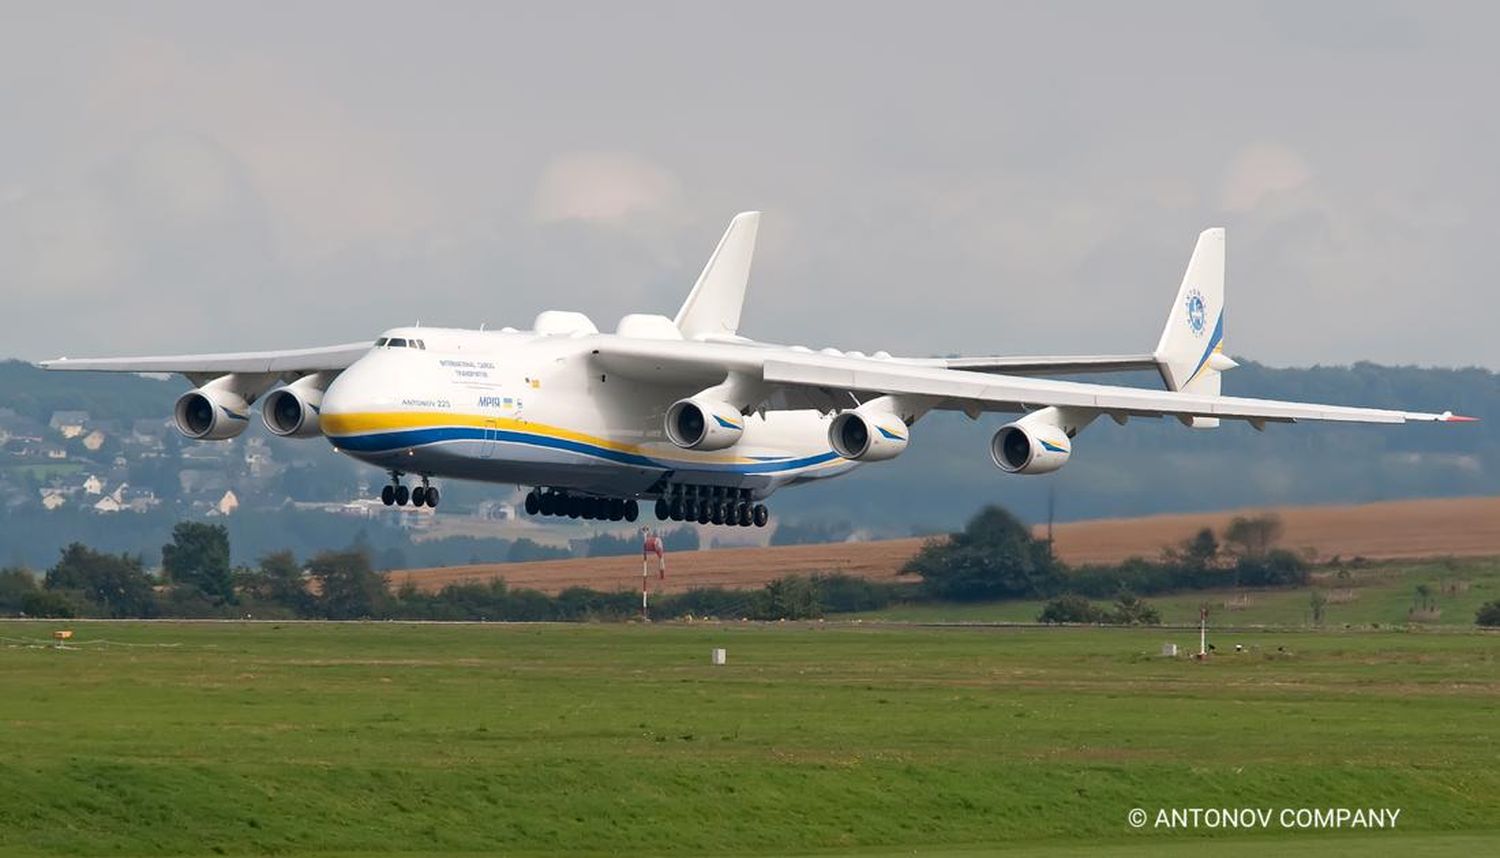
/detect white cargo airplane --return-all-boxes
[43,213,1473,527]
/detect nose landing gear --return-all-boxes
[380,472,439,508]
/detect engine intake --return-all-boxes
[990,421,1072,475]
[665,397,744,451]
[261,378,326,438]
[174,386,252,441]
[829,410,909,462]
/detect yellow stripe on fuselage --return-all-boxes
[320,410,778,465]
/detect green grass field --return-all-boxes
[1,621,1497,856]
[855,558,1500,628]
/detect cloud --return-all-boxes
[1219,144,1314,213]
[532,152,684,225]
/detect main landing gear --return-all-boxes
[652,487,768,528]
[381,472,439,508]
[524,489,639,522]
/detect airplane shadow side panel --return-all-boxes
[41,213,1474,529]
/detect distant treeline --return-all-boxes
[0,523,906,623]
[0,506,702,572]
[0,506,1351,624]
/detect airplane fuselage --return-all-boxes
[319,326,857,501]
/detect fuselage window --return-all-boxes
[388,338,408,348]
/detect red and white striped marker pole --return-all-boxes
[641,529,665,620]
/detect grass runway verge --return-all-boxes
[1,621,1496,856]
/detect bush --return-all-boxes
[1234,549,1310,587]
[1110,592,1161,625]
[750,575,822,620]
[1038,594,1109,624]
[21,589,77,618]
[1477,600,1500,627]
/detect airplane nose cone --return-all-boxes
[317,357,394,450]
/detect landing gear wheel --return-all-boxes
[525,491,540,516]
[669,497,684,521]
[695,499,710,525]
[737,502,752,527]
[425,487,439,508]
[539,493,556,516]
[625,499,639,522]
[752,504,769,527]
[609,499,625,521]
[381,485,395,506]
[411,486,427,507]
[581,498,596,520]
[394,485,410,506]
[654,498,670,521]
[566,496,582,518]
[710,501,725,526]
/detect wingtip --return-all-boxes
[1441,412,1479,423]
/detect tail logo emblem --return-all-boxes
[1185,289,1207,337]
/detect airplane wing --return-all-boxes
[758,351,1470,425]
[38,343,371,377]
[592,338,1473,426]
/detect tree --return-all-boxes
[1476,600,1500,627]
[1110,592,1161,625]
[44,543,157,617]
[508,538,569,562]
[308,550,388,619]
[1038,594,1108,624]
[162,521,234,603]
[659,527,700,553]
[903,505,1057,601]
[1183,528,1220,568]
[751,576,822,620]
[770,519,853,546]
[239,550,311,615]
[0,567,40,615]
[1223,514,1285,559]
[1310,590,1329,625]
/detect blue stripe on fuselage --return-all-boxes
[333,425,841,474]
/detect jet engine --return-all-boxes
[829,409,909,462]
[261,375,328,438]
[990,409,1086,475]
[665,396,744,451]
[174,384,253,441]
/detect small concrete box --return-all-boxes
[1161,643,1179,657]
[711,648,727,665]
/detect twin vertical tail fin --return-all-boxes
[674,211,761,339]
[1153,227,1233,428]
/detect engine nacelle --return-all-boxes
[665,397,744,451]
[829,409,909,462]
[261,377,326,438]
[174,385,252,441]
[990,419,1073,475]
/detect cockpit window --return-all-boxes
[415,339,426,350]
[374,337,389,347]
[387,338,408,348]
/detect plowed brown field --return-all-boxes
[390,495,1500,595]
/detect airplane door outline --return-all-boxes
[481,419,497,458]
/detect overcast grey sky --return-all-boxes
[3,1,1496,368]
